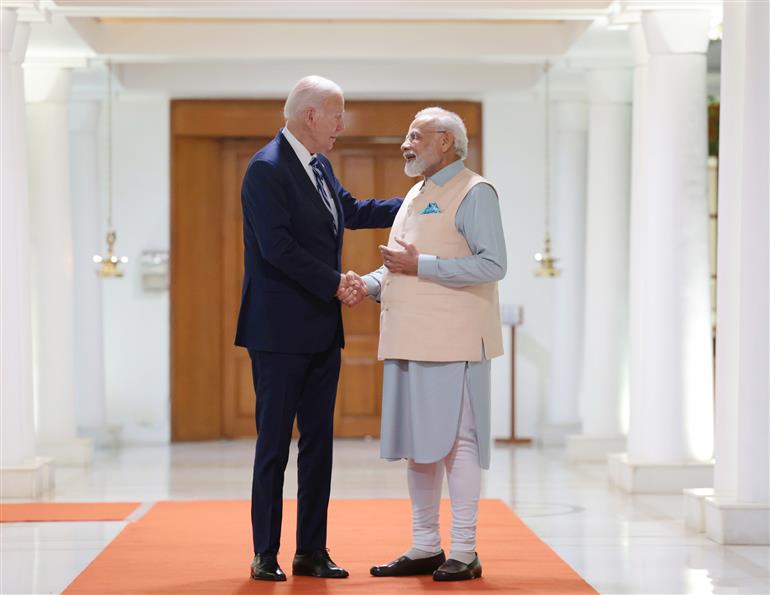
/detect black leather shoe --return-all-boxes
[432,555,482,581]
[250,553,287,581]
[370,550,446,577]
[292,549,349,578]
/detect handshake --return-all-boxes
[336,271,368,307]
[335,238,420,307]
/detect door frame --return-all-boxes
[170,99,483,441]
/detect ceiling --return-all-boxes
[10,0,720,99]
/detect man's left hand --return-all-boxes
[379,238,419,275]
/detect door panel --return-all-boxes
[170,137,223,441]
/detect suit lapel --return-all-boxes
[277,133,338,233]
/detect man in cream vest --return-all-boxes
[357,107,506,581]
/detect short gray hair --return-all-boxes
[414,106,468,160]
[284,75,343,120]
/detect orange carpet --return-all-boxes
[64,499,596,594]
[0,502,141,523]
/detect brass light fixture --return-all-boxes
[93,60,128,278]
[534,61,561,278]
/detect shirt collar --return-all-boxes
[281,125,314,167]
[425,159,464,187]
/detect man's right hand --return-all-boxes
[336,272,367,307]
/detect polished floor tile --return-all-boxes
[1,440,768,594]
[0,522,125,595]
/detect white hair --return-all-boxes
[283,75,343,120]
[414,106,468,160]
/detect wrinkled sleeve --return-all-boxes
[361,265,387,302]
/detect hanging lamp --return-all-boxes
[93,60,128,278]
[534,61,561,278]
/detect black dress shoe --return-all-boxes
[250,553,287,581]
[432,555,482,581]
[292,549,349,578]
[370,550,446,577]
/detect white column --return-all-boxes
[626,24,650,464]
[566,69,631,462]
[70,100,112,446]
[26,66,93,465]
[0,9,53,497]
[703,0,770,545]
[542,101,588,445]
[609,10,714,493]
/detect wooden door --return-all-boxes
[171,100,482,441]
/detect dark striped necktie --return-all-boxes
[309,156,338,234]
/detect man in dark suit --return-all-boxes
[235,75,402,581]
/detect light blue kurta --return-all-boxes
[362,159,507,470]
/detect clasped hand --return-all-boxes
[336,237,419,308]
[379,237,418,275]
[336,271,367,307]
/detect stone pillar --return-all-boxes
[608,10,714,493]
[542,101,588,445]
[566,69,631,462]
[70,99,111,446]
[26,66,93,465]
[0,9,53,497]
[703,0,769,544]
[625,24,650,464]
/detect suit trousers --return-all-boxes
[248,346,341,555]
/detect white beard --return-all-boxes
[404,154,430,177]
[404,154,433,178]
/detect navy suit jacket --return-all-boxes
[235,131,402,354]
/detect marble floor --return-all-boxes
[1,440,768,594]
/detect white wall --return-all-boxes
[102,95,170,444]
[93,91,553,445]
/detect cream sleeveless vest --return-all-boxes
[378,167,503,362]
